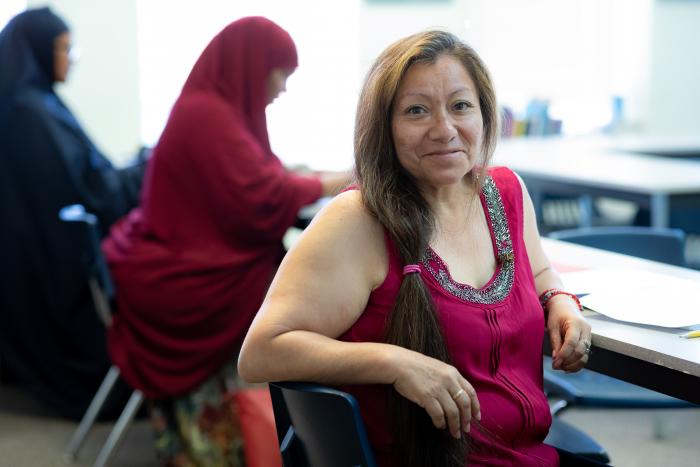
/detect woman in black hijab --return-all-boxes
[0,7,143,418]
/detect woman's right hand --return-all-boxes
[391,348,481,439]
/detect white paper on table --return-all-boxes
[559,268,700,328]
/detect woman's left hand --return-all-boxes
[546,295,592,372]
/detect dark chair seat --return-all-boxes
[269,382,377,467]
[269,381,609,466]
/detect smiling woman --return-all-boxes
[238,29,593,467]
[391,54,484,192]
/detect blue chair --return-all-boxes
[59,204,145,467]
[269,382,609,465]
[634,206,700,235]
[546,418,609,463]
[545,226,695,432]
[269,382,377,467]
[548,226,687,266]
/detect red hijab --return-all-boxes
[181,16,297,154]
[103,17,321,399]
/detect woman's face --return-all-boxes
[391,54,483,191]
[267,68,293,104]
[53,32,71,82]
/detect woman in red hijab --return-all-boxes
[103,16,347,465]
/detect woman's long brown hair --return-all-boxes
[354,30,499,467]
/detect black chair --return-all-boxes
[545,226,695,434]
[59,204,145,467]
[269,382,609,466]
[269,382,377,467]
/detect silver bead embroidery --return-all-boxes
[420,175,515,304]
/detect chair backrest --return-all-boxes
[548,226,686,267]
[269,382,377,467]
[58,204,115,325]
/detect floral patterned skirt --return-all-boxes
[150,361,255,467]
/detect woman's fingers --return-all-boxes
[562,336,592,371]
[437,389,464,438]
[426,380,480,438]
[393,354,481,438]
[548,326,563,361]
[453,379,480,434]
[424,398,447,430]
[553,327,580,368]
[555,321,592,371]
[462,380,481,422]
[451,388,471,435]
[556,319,592,369]
[421,390,470,438]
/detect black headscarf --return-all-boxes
[0,7,68,125]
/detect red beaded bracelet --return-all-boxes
[539,288,583,315]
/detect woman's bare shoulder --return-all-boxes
[312,190,383,238]
[294,189,387,287]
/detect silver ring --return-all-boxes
[451,388,465,401]
[583,339,592,355]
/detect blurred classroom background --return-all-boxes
[2,0,699,466]
[4,0,699,243]
[2,0,697,168]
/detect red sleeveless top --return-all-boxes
[340,167,557,466]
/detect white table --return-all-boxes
[495,138,700,228]
[542,238,700,404]
[608,135,700,158]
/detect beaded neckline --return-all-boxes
[420,175,514,304]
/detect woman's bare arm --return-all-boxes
[238,190,396,384]
[238,189,481,437]
[516,173,592,372]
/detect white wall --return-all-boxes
[357,0,653,136]
[21,0,700,168]
[136,0,362,171]
[30,0,142,165]
[464,0,652,134]
[647,0,700,136]
[0,0,26,29]
[359,1,465,68]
